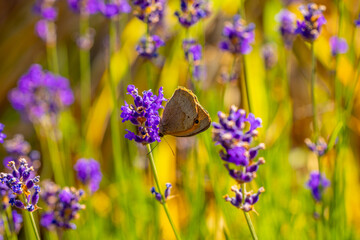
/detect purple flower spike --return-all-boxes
[136,35,165,59]
[121,85,166,144]
[74,158,102,193]
[0,158,40,212]
[295,3,326,42]
[305,137,328,157]
[306,171,330,202]
[276,9,296,48]
[219,15,255,55]
[41,182,85,230]
[68,0,99,15]
[9,64,74,124]
[133,0,165,24]
[0,123,6,143]
[175,0,211,28]
[151,183,173,203]
[329,36,348,56]
[183,39,203,80]
[98,0,131,18]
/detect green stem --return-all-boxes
[79,14,91,131]
[241,55,252,112]
[21,194,41,240]
[108,19,122,173]
[46,22,59,74]
[310,42,318,140]
[146,144,182,240]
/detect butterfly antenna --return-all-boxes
[147,142,159,155]
[163,136,175,156]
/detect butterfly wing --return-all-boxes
[159,88,198,136]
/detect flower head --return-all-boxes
[151,183,172,203]
[276,9,296,48]
[33,0,58,21]
[0,158,41,212]
[295,3,326,42]
[41,182,85,230]
[68,0,99,15]
[0,123,6,144]
[224,185,265,212]
[121,85,166,144]
[329,36,348,56]
[133,0,165,24]
[183,39,203,80]
[136,35,165,59]
[306,171,330,201]
[98,0,131,18]
[305,137,327,157]
[9,64,74,124]
[175,0,211,28]
[219,15,255,55]
[74,158,102,193]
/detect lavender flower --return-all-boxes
[183,39,203,80]
[74,158,102,193]
[121,85,166,144]
[0,158,40,212]
[41,181,85,230]
[151,183,172,203]
[98,0,131,18]
[329,36,348,56]
[0,210,23,237]
[133,0,165,24]
[175,0,210,28]
[295,3,326,42]
[9,64,74,124]
[276,9,296,48]
[68,0,99,14]
[261,43,278,70]
[219,15,255,55]
[33,0,58,44]
[224,186,265,212]
[305,137,327,157]
[306,171,330,201]
[0,124,6,144]
[213,106,265,211]
[355,14,360,27]
[136,35,165,59]
[33,0,58,21]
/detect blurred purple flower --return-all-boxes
[224,186,265,212]
[9,64,74,124]
[3,135,30,156]
[295,3,326,42]
[305,137,327,157]
[329,36,348,56]
[0,124,6,144]
[41,182,84,230]
[183,39,203,80]
[133,0,165,24]
[121,85,166,144]
[33,0,58,20]
[136,35,165,59]
[98,0,131,18]
[151,183,172,203]
[219,15,255,55]
[0,158,41,212]
[355,14,360,27]
[68,0,99,14]
[276,9,296,48]
[74,158,102,193]
[11,210,23,233]
[175,0,210,28]
[306,171,330,201]
[262,43,278,70]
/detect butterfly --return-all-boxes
[159,87,211,137]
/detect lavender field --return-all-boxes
[0,0,360,239]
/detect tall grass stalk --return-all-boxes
[46,22,59,74]
[310,42,318,141]
[146,144,182,240]
[21,194,41,240]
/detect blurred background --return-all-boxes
[0,0,360,239]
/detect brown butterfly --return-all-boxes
[159,87,211,137]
